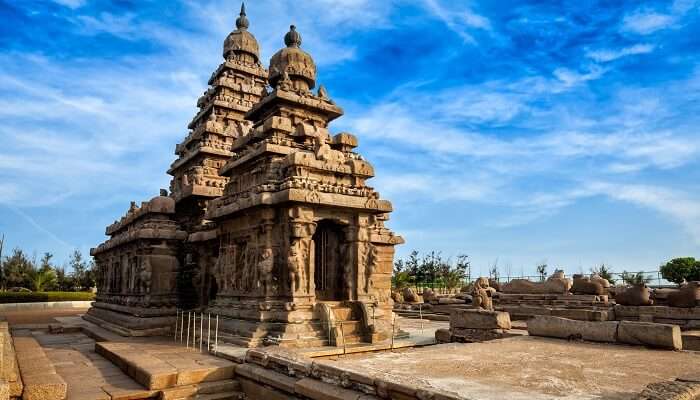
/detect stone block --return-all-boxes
[21,373,67,400]
[434,328,452,343]
[682,332,700,351]
[617,321,682,350]
[295,378,361,400]
[527,316,619,343]
[0,379,8,400]
[450,309,511,330]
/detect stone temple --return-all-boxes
[88,5,404,348]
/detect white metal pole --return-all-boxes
[419,303,424,334]
[174,310,178,341]
[214,315,219,355]
[186,312,191,349]
[199,312,203,352]
[180,311,184,343]
[207,313,211,351]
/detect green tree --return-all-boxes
[0,233,5,289]
[69,249,94,290]
[620,271,652,286]
[55,265,76,291]
[28,266,57,292]
[4,248,34,289]
[592,263,616,285]
[660,257,698,285]
[536,263,548,282]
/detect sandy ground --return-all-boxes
[0,308,88,324]
[320,336,700,400]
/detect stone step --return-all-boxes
[195,391,245,400]
[336,320,362,335]
[332,307,355,321]
[95,342,235,390]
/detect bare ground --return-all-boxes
[0,308,88,324]
[320,336,700,400]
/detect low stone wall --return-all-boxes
[0,322,21,399]
[495,293,612,322]
[615,305,700,330]
[237,347,462,400]
[527,316,683,350]
[0,301,92,312]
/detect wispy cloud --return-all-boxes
[622,11,676,35]
[586,44,655,62]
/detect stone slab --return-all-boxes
[682,332,700,351]
[527,316,619,343]
[617,321,682,350]
[450,309,511,330]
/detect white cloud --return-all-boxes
[422,0,490,44]
[586,44,655,62]
[52,0,86,9]
[622,11,675,35]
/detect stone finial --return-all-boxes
[236,3,249,31]
[284,25,302,48]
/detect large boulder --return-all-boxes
[615,284,652,306]
[667,282,700,308]
[590,273,611,289]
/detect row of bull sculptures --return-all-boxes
[393,271,700,309]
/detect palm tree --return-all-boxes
[620,271,651,286]
[29,268,57,292]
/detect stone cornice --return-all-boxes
[205,187,392,220]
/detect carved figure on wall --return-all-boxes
[288,241,302,293]
[258,248,274,295]
[138,257,152,294]
[472,277,494,311]
[364,244,378,293]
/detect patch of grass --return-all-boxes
[0,291,95,303]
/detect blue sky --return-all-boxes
[0,0,699,276]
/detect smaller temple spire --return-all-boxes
[236,3,249,31]
[284,25,302,48]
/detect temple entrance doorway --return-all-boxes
[313,220,346,301]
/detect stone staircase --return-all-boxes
[96,341,245,399]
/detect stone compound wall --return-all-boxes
[436,309,514,343]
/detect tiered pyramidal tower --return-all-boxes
[89,5,403,348]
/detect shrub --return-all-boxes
[0,291,95,303]
[660,257,698,285]
[620,271,652,286]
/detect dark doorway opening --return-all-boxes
[313,220,346,301]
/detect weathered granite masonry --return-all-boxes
[89,5,403,347]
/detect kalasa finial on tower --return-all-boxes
[236,2,249,31]
[284,25,302,48]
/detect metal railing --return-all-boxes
[172,307,416,354]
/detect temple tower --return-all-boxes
[205,25,403,347]
[168,4,267,228]
[167,5,268,308]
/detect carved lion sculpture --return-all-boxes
[590,273,611,289]
[402,287,420,303]
[471,277,494,311]
[422,288,437,303]
[391,290,404,304]
[502,270,572,294]
[614,284,653,306]
[571,274,605,295]
[667,282,700,308]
